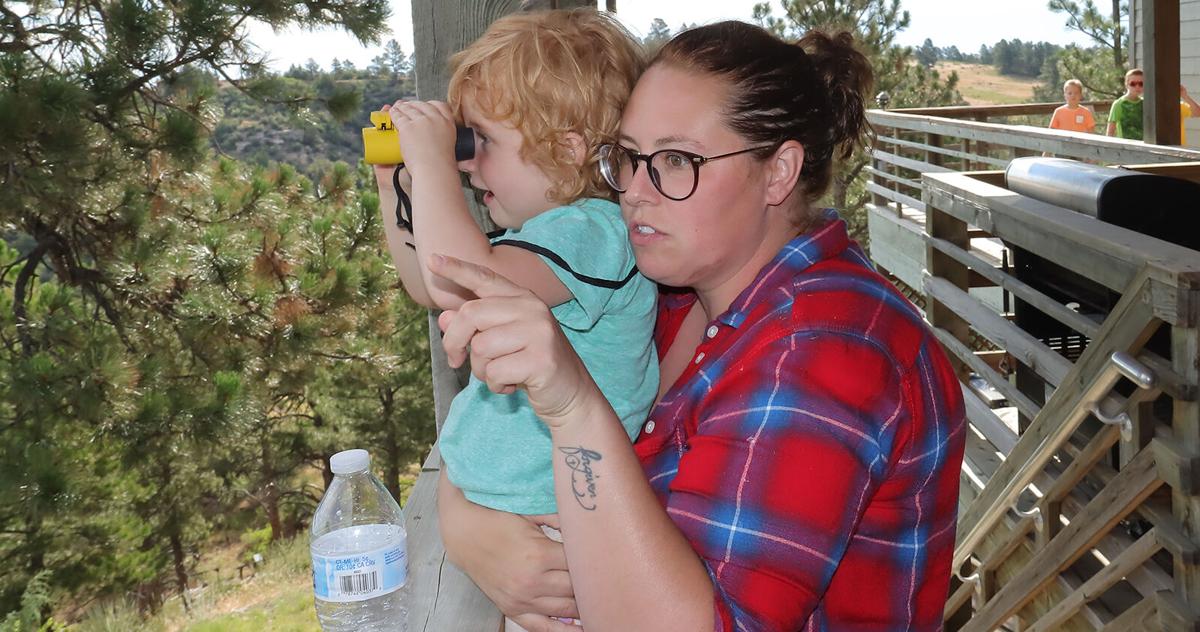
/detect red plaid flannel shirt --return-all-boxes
[633,214,966,631]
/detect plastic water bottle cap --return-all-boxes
[330,449,370,474]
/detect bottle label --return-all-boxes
[312,531,407,603]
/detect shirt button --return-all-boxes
[694,352,705,364]
[644,420,656,434]
[706,325,719,338]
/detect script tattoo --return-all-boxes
[559,446,602,511]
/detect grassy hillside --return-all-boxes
[68,474,418,631]
[936,62,1041,105]
[212,74,413,175]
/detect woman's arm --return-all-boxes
[385,100,570,311]
[432,255,714,630]
[436,471,580,625]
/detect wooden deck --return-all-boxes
[867,103,1200,631]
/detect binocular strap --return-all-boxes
[393,165,415,245]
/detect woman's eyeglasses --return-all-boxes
[1129,80,1144,87]
[597,143,774,201]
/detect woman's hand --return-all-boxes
[437,473,579,623]
[387,99,459,180]
[429,254,605,429]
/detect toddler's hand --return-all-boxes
[388,99,459,179]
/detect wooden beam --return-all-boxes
[924,276,1071,387]
[867,110,1200,164]
[923,172,1200,294]
[1143,0,1181,146]
[952,269,1160,569]
[1172,324,1200,608]
[1097,596,1156,632]
[880,101,1113,119]
[931,325,1042,421]
[1024,528,1163,632]
[405,446,504,631]
[875,134,1009,169]
[960,445,1164,632]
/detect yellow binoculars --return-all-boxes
[362,111,476,165]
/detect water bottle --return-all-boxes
[311,449,408,631]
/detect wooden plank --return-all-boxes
[870,148,954,174]
[1124,161,1200,184]
[864,165,921,189]
[1075,459,1179,596]
[924,276,1072,387]
[960,445,1165,632]
[923,172,1200,293]
[866,205,926,292]
[1098,596,1157,632]
[868,110,1200,164]
[865,181,924,212]
[1173,324,1200,608]
[960,387,1015,466]
[882,101,1112,119]
[944,576,976,622]
[974,425,1120,585]
[953,269,1160,569]
[1156,587,1200,630]
[1025,528,1163,632]
[931,325,1042,421]
[926,235,1101,339]
[875,134,1009,168]
[405,445,504,632]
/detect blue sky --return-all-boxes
[246,0,1101,72]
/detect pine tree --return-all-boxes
[1047,0,1128,99]
[750,0,963,242]
[916,38,939,67]
[643,18,673,53]
[0,0,439,620]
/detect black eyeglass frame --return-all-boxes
[598,143,776,201]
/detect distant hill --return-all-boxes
[212,73,413,175]
[934,62,1040,106]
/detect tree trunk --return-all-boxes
[1112,0,1122,67]
[321,452,334,491]
[261,433,284,541]
[381,388,403,502]
[170,524,191,613]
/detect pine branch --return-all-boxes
[12,243,47,358]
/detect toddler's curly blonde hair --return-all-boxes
[448,9,644,204]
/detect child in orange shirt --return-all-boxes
[1049,79,1095,133]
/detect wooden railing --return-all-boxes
[865,104,1200,630]
[925,167,1200,631]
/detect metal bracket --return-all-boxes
[1091,402,1133,442]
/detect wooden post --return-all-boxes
[1143,0,1181,145]
[411,0,596,431]
[926,133,944,168]
[973,114,991,168]
[1172,323,1200,609]
[412,0,523,428]
[924,191,972,378]
[871,129,887,206]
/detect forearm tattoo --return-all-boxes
[559,446,602,511]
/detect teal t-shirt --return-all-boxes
[1110,95,1144,140]
[438,198,659,515]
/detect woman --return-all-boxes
[431,21,966,631]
